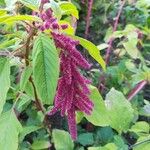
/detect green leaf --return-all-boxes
[71,36,106,71]
[20,125,42,142]
[59,2,79,19]
[52,129,74,150]
[0,58,10,114]
[105,88,134,133]
[133,135,150,150]
[31,140,51,150]
[129,121,150,135]
[88,143,117,150]
[0,15,41,24]
[0,39,16,50]
[76,111,84,124]
[32,33,59,105]
[84,85,109,126]
[0,9,7,16]
[19,0,41,11]
[78,133,94,146]
[16,94,31,113]
[20,66,32,91]
[96,127,114,144]
[0,110,22,150]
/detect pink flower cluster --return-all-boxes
[33,7,68,32]
[48,33,94,140]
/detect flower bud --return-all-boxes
[61,24,68,30]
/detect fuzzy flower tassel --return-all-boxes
[48,33,94,140]
[36,1,94,140]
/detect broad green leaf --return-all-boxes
[105,88,134,133]
[31,140,51,150]
[0,15,41,24]
[0,58,10,114]
[129,121,149,135]
[52,129,74,150]
[71,36,106,71]
[0,39,16,50]
[32,33,59,104]
[59,2,79,19]
[78,133,94,146]
[0,110,22,150]
[20,66,32,91]
[133,135,150,150]
[84,86,109,126]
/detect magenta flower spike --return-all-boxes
[34,5,94,140]
[48,32,94,140]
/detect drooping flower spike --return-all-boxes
[48,33,94,140]
[34,1,94,140]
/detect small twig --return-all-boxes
[25,29,36,66]
[29,77,45,114]
[84,0,93,39]
[105,0,126,65]
[127,80,147,101]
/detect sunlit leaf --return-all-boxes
[0,58,10,114]
[0,110,22,150]
[52,129,74,150]
[32,33,59,105]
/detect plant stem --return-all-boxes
[105,0,126,65]
[127,80,147,101]
[29,77,45,114]
[84,0,93,39]
[98,0,126,92]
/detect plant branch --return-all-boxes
[105,0,126,65]
[127,80,147,101]
[84,0,93,39]
[29,77,45,114]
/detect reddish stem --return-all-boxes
[127,80,147,101]
[105,0,126,65]
[84,0,93,39]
